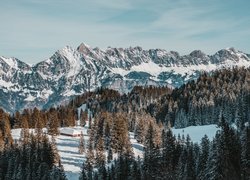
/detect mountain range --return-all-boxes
[0,43,250,112]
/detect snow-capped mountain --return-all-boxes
[0,44,250,112]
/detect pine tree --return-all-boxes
[111,113,131,155]
[204,134,223,180]
[143,122,160,179]
[79,132,85,154]
[131,158,142,180]
[51,135,60,164]
[85,132,94,180]
[93,171,98,180]
[4,151,15,180]
[219,116,241,179]
[80,109,87,127]
[79,162,88,180]
[184,143,196,180]
[49,163,67,180]
[37,162,50,179]
[162,128,176,178]
[33,107,43,135]
[97,163,107,180]
[95,137,105,168]
[48,108,59,136]
[13,111,21,128]
[107,147,113,163]
[104,122,111,150]
[241,126,250,179]
[134,117,145,143]
[197,135,210,179]
[89,116,92,129]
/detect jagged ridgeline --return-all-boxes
[0,45,250,113]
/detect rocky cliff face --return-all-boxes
[0,44,249,112]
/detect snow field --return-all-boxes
[172,124,220,143]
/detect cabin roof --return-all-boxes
[60,128,82,135]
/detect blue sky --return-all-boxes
[0,0,249,64]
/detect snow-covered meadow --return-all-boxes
[172,124,219,143]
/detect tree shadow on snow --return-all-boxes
[56,142,79,148]
[132,143,144,151]
[61,157,84,167]
[59,150,81,155]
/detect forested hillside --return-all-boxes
[151,67,250,128]
[71,67,250,129]
[83,116,250,180]
[0,67,249,179]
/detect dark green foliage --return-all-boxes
[92,119,249,180]
[151,67,250,128]
[241,126,250,179]
[79,162,88,180]
[197,135,210,179]
[0,132,66,180]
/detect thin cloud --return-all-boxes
[0,0,249,63]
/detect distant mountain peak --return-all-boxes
[225,47,236,52]
[189,50,207,58]
[77,43,91,54]
[0,44,249,113]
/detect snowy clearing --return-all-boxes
[172,124,220,143]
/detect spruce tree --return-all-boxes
[111,113,131,155]
[104,122,111,150]
[80,109,87,127]
[197,135,210,179]
[204,133,223,180]
[241,126,250,179]
[48,108,59,136]
[107,147,113,163]
[184,143,196,180]
[143,122,159,179]
[95,137,106,168]
[162,128,176,178]
[79,132,85,154]
[85,131,94,180]
[79,162,88,180]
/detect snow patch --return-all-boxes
[1,56,18,69]
[63,89,76,96]
[0,79,15,88]
[24,94,36,101]
[172,124,219,143]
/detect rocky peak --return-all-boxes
[189,50,207,58]
[169,51,180,58]
[77,43,92,55]
[213,48,240,63]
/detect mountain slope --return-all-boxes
[0,44,250,112]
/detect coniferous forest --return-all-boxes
[0,67,249,180]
